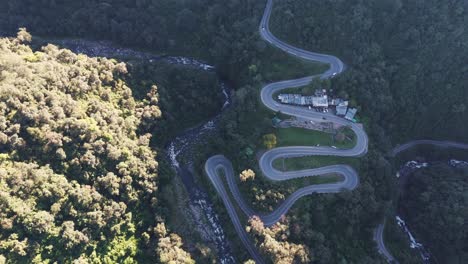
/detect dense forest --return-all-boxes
[400,164,468,264]
[268,1,467,261]
[270,0,468,145]
[0,0,266,88]
[1,0,467,263]
[124,60,223,144]
[0,30,193,263]
[2,0,467,142]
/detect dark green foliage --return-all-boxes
[0,32,193,263]
[125,61,223,144]
[400,164,468,263]
[1,0,467,262]
[383,217,421,264]
[0,0,267,87]
[270,0,468,144]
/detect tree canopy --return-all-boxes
[400,164,468,263]
[0,30,192,263]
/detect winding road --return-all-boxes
[391,140,468,157]
[19,14,468,264]
[374,223,398,264]
[374,139,468,263]
[205,0,468,263]
[205,0,368,262]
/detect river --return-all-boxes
[35,37,236,263]
[166,80,236,264]
[7,32,467,264]
[395,158,468,263]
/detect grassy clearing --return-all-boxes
[338,126,357,148]
[277,127,332,147]
[276,126,356,148]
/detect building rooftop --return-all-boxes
[278,93,329,107]
[312,96,328,107]
[272,117,282,126]
[345,108,357,121]
[336,105,348,116]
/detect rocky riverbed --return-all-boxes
[35,37,236,263]
[395,158,468,263]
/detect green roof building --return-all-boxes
[272,117,281,126]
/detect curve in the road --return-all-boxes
[374,222,398,264]
[374,139,468,263]
[205,0,368,262]
[391,140,468,157]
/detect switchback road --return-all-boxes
[205,0,468,263]
[205,0,368,262]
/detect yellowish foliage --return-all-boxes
[240,169,255,182]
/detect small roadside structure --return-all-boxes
[278,93,328,107]
[345,108,358,121]
[272,117,282,127]
[312,96,328,107]
[314,89,326,97]
[329,98,344,106]
[278,94,302,105]
[336,101,349,116]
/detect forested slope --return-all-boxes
[3,0,467,143]
[266,0,468,261]
[400,164,468,263]
[0,30,193,263]
[270,0,468,144]
[1,0,266,87]
[2,0,467,263]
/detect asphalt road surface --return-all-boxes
[205,0,367,262]
[373,140,468,263]
[205,0,468,262]
[374,223,398,264]
[391,140,468,157]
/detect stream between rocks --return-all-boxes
[34,37,236,263]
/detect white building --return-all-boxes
[345,108,357,121]
[278,94,328,107]
[335,101,349,116]
[312,96,328,107]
